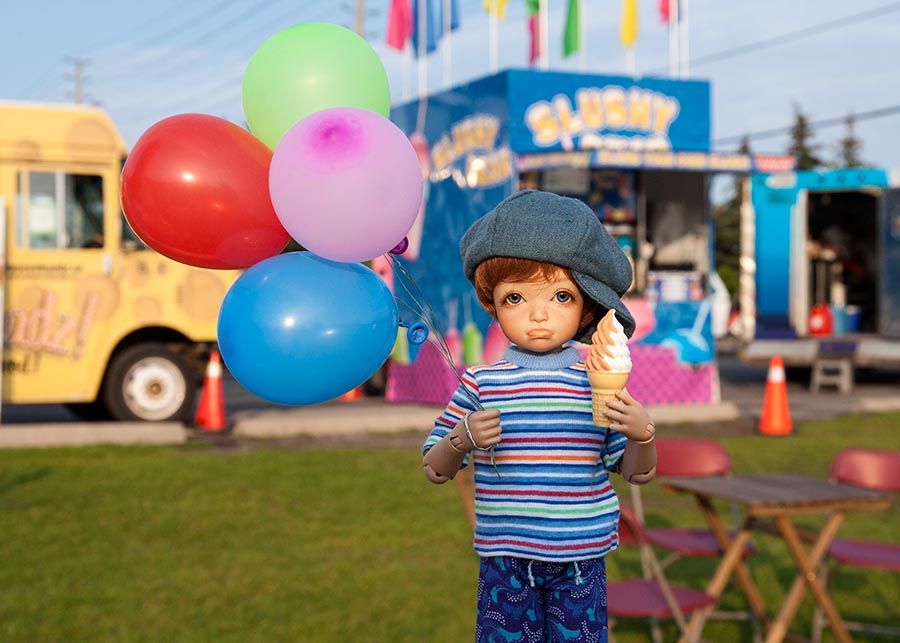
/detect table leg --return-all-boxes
[766,513,852,643]
[677,530,749,643]
[677,498,767,643]
[698,498,768,623]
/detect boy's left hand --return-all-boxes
[604,388,653,442]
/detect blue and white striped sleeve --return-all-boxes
[422,369,481,456]
[602,427,629,472]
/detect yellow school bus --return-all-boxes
[0,101,241,421]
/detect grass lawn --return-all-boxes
[0,413,898,642]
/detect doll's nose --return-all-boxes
[530,306,548,322]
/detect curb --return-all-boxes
[854,397,900,414]
[0,423,187,449]
[232,402,442,439]
[647,401,741,425]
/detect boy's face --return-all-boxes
[492,269,585,353]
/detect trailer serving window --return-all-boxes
[806,190,878,333]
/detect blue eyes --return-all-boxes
[503,291,574,305]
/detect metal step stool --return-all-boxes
[810,358,854,394]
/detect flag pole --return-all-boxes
[489,2,499,72]
[679,0,690,77]
[442,0,452,87]
[417,0,427,98]
[578,0,586,71]
[539,0,549,70]
[402,46,412,100]
[668,0,679,77]
[620,0,637,76]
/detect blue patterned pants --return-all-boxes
[476,556,608,643]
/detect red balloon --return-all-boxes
[121,114,290,269]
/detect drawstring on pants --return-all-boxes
[522,559,583,588]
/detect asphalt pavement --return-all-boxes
[1,353,898,449]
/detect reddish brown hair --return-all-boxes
[472,257,600,333]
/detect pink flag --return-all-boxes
[659,0,679,23]
[528,13,541,64]
[386,0,413,51]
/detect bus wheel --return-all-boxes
[104,344,197,422]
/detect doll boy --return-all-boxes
[422,190,656,642]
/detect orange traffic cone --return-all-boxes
[759,355,792,436]
[195,349,226,432]
[338,384,364,402]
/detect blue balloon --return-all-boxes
[217,251,398,405]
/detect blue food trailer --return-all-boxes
[385,69,791,406]
[738,168,900,383]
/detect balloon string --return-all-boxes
[387,255,498,478]
[392,270,481,409]
[388,257,482,411]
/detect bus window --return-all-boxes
[121,213,148,250]
[16,170,105,249]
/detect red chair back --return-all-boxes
[655,438,732,478]
[829,448,900,493]
[617,504,646,546]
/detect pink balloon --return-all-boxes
[269,107,423,262]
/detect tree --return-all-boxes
[835,113,866,168]
[788,105,823,170]
[714,136,751,303]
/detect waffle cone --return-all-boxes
[586,370,630,427]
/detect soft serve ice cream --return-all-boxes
[585,310,631,427]
[585,310,632,373]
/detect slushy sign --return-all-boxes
[525,86,681,152]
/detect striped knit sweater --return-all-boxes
[424,345,627,562]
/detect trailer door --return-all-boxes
[789,189,809,335]
[880,188,900,337]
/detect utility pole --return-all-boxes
[356,0,364,36]
[67,57,88,104]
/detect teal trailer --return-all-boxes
[738,168,900,377]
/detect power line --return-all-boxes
[714,103,900,146]
[98,0,247,67]
[97,0,278,83]
[648,1,900,74]
[96,0,334,112]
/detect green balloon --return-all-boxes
[242,22,391,150]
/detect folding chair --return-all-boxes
[811,447,900,642]
[608,505,717,643]
[627,439,759,640]
[631,438,755,570]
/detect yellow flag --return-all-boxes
[620,0,638,47]
[483,0,508,18]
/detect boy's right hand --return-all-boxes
[452,408,502,451]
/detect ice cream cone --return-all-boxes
[586,370,630,427]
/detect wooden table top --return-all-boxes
[661,474,891,515]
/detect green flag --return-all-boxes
[525,0,540,16]
[563,0,580,57]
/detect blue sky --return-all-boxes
[3,0,900,190]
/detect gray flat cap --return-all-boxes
[460,189,635,342]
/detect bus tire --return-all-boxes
[103,343,197,422]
